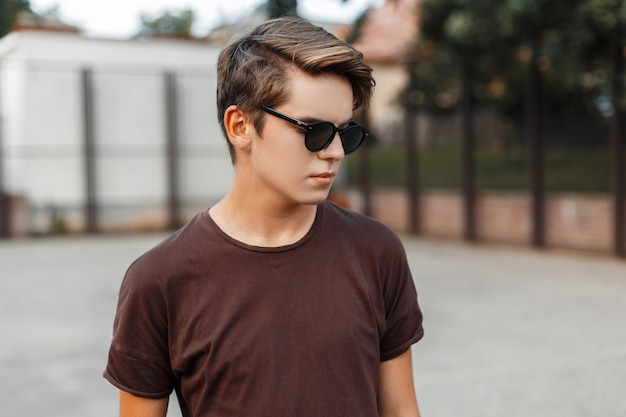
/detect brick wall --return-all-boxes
[343,188,622,254]
[546,195,613,252]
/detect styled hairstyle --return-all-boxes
[216,17,375,162]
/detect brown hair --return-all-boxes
[216,17,375,162]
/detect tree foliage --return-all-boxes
[0,0,31,37]
[263,0,351,20]
[415,0,626,124]
[265,0,299,18]
[139,9,195,38]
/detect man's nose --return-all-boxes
[319,132,345,160]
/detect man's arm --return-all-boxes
[377,349,421,417]
[119,390,169,417]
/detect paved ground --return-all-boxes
[0,233,624,416]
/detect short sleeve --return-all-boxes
[378,237,424,361]
[103,259,176,398]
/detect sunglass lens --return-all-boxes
[304,122,366,154]
[341,125,366,154]
[305,123,335,152]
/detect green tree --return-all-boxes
[417,0,538,117]
[0,0,10,36]
[263,0,352,20]
[265,0,299,18]
[0,0,31,37]
[139,9,195,38]
[415,0,625,122]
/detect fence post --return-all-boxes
[165,71,181,230]
[610,26,625,257]
[82,68,97,233]
[404,60,420,234]
[0,82,7,238]
[526,33,545,248]
[460,74,476,241]
[356,109,372,218]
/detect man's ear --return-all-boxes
[224,105,254,152]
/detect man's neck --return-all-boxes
[208,194,318,247]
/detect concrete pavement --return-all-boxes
[404,238,626,417]
[0,233,624,416]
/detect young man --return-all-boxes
[104,17,424,417]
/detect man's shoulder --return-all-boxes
[322,200,401,243]
[123,212,208,286]
[323,200,393,230]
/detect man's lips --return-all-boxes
[312,172,334,178]
[310,172,335,185]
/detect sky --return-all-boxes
[27,0,384,39]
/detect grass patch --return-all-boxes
[344,145,616,193]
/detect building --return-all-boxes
[0,2,421,237]
[352,0,420,144]
[0,30,231,235]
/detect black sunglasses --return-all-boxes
[261,106,367,155]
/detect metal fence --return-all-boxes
[355,55,625,258]
[0,62,232,236]
[1,56,624,257]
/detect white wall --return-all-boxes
[0,31,233,233]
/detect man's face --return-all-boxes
[249,70,354,207]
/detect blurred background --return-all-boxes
[0,2,625,417]
[0,0,625,257]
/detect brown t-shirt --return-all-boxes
[104,201,423,417]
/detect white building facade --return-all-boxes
[0,31,233,235]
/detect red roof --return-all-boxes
[353,0,420,64]
[13,10,80,34]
